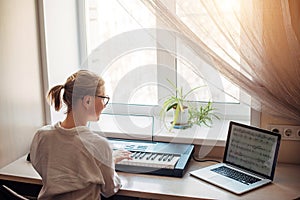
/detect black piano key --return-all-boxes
[139,152,147,159]
[131,152,138,158]
[151,153,158,160]
[167,154,174,162]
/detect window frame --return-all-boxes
[80,0,251,118]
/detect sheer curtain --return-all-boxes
[141,0,300,123]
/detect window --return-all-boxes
[83,0,250,102]
[41,0,251,144]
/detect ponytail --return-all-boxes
[47,85,64,111]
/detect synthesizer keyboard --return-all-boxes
[109,139,194,177]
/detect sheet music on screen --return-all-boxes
[225,125,278,177]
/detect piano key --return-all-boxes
[167,154,174,161]
[139,152,147,159]
[131,152,138,158]
[151,153,158,160]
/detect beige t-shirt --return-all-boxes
[30,122,121,200]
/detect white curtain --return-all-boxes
[140,0,300,122]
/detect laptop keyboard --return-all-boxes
[211,166,261,185]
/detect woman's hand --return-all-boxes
[113,149,132,164]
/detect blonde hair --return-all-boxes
[47,70,105,113]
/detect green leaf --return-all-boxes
[166,103,177,111]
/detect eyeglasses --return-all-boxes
[96,95,110,106]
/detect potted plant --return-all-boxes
[188,101,219,127]
[160,79,219,131]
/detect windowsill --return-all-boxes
[89,114,250,147]
[153,120,230,146]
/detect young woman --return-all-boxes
[30,70,131,200]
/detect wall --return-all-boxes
[0,0,44,168]
[260,111,300,164]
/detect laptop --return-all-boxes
[190,121,281,195]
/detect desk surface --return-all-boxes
[0,155,299,200]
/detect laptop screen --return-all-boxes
[224,121,281,179]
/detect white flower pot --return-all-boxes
[173,107,189,125]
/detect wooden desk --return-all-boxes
[0,155,299,200]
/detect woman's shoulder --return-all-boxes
[38,124,55,131]
[34,124,56,135]
[31,125,58,143]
